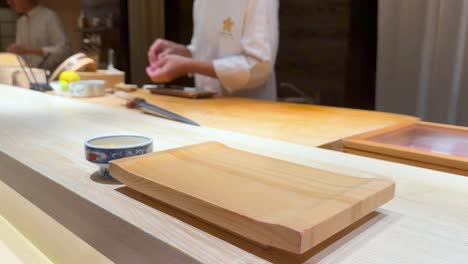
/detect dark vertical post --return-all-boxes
[344,0,378,109]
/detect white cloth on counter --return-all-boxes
[15,5,71,70]
[187,0,279,101]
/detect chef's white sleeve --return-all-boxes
[186,0,200,58]
[213,0,278,94]
[41,13,71,67]
[187,35,196,58]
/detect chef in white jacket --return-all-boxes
[6,0,71,70]
[147,0,279,101]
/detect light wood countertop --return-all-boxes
[0,216,52,264]
[0,85,467,263]
[79,89,419,147]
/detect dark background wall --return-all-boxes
[80,0,129,71]
[164,0,377,109]
[40,0,82,52]
[277,0,350,106]
[345,0,377,110]
[0,6,16,51]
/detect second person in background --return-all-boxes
[6,0,71,70]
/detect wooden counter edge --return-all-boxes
[0,151,202,264]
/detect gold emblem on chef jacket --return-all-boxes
[223,17,234,34]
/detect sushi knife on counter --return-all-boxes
[115,92,200,127]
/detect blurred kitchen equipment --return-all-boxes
[107,49,118,71]
[78,69,124,89]
[50,53,97,81]
[69,80,106,97]
[16,55,51,92]
[0,67,46,88]
[278,82,319,105]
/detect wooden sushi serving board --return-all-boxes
[110,142,395,254]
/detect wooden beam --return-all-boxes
[128,0,165,85]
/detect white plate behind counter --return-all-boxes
[0,85,467,264]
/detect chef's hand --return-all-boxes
[7,44,27,55]
[148,39,192,67]
[146,54,192,83]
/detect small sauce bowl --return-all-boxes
[85,135,153,179]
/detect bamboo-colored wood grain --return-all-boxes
[344,148,468,176]
[0,216,52,264]
[0,180,112,264]
[110,142,395,254]
[80,90,419,147]
[1,85,467,263]
[344,122,468,175]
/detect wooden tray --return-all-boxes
[110,142,395,254]
[343,122,468,176]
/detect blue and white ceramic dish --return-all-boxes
[85,135,153,179]
[70,80,106,97]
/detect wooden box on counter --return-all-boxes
[343,122,468,176]
[0,67,47,88]
[78,70,125,89]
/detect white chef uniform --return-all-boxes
[187,0,279,101]
[15,5,71,70]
